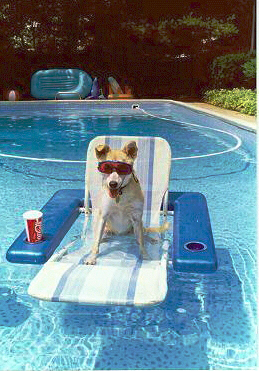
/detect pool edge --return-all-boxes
[170,99,257,133]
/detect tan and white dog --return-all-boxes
[84,141,168,265]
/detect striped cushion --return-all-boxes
[28,136,172,306]
[28,240,169,306]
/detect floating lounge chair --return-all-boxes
[108,77,134,99]
[30,68,93,100]
[27,136,171,306]
[6,136,217,307]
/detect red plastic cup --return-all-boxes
[23,210,43,243]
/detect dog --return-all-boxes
[84,140,168,265]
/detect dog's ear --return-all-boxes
[95,144,110,160]
[122,141,138,159]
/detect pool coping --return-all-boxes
[1,99,256,133]
[170,100,257,133]
[132,99,257,133]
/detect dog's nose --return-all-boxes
[109,181,118,189]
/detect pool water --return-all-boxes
[0,101,257,370]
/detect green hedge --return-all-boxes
[242,58,256,79]
[204,88,256,116]
[210,52,256,89]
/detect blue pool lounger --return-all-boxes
[30,69,93,100]
[7,136,217,306]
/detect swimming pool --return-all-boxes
[0,100,256,370]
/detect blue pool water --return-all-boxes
[0,100,256,370]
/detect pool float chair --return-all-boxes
[30,68,93,100]
[7,136,217,306]
[27,136,171,306]
[107,77,134,99]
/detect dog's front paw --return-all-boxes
[83,253,97,265]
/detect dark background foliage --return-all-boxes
[0,0,255,99]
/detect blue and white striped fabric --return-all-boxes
[28,240,169,306]
[28,136,172,306]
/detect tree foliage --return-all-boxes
[0,1,239,57]
[209,52,256,88]
[242,58,256,79]
[121,13,238,55]
[0,0,254,98]
[0,0,97,53]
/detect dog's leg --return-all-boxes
[132,218,150,259]
[84,209,107,265]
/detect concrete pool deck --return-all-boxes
[174,100,257,132]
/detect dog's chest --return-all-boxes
[107,199,143,233]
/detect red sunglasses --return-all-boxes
[98,161,133,175]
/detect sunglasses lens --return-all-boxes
[98,163,113,174]
[116,163,132,175]
[98,162,132,175]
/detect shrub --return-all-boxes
[242,58,256,79]
[204,88,256,116]
[209,52,255,89]
[241,58,256,89]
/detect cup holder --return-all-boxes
[184,241,207,252]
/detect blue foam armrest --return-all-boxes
[172,193,217,273]
[6,189,84,264]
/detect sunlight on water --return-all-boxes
[0,101,256,370]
